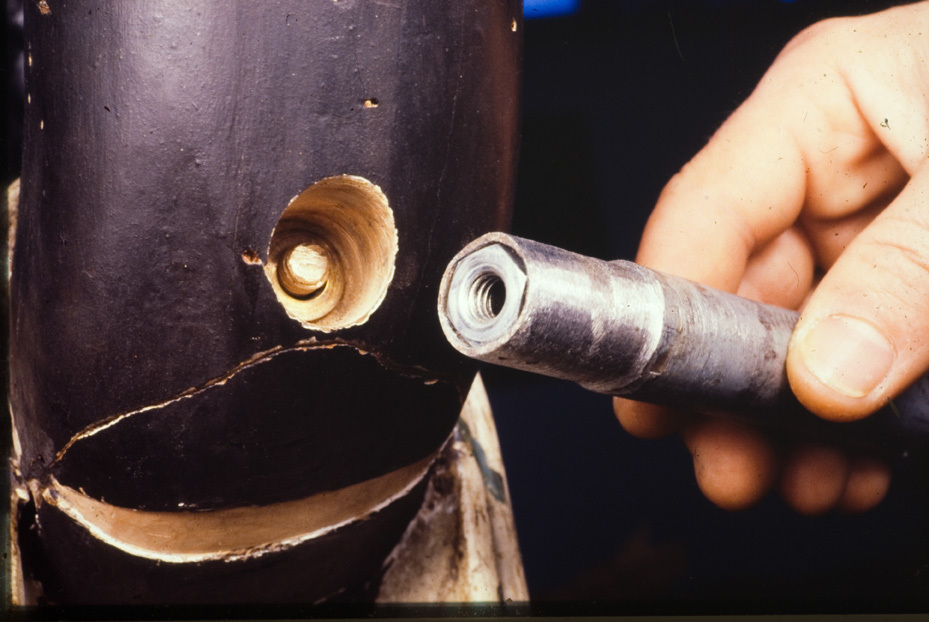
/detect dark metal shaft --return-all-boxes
[438,233,929,451]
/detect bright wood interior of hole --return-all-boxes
[266,175,398,331]
[279,243,331,298]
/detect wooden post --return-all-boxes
[10,0,522,605]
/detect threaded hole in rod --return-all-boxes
[469,272,507,322]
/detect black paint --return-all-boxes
[11,0,521,604]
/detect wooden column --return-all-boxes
[10,0,521,605]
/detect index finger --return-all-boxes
[636,96,805,290]
[637,14,908,291]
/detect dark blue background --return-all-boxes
[486,0,929,614]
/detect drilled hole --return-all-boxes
[266,175,398,332]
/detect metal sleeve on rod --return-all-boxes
[439,233,929,451]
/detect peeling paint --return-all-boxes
[456,420,506,504]
[240,248,262,265]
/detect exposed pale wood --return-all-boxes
[376,373,529,603]
[279,243,331,297]
[37,453,434,562]
[9,424,30,607]
[9,488,28,606]
[462,373,529,601]
[5,178,17,280]
[265,175,398,332]
[7,180,29,607]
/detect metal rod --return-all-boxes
[439,233,929,451]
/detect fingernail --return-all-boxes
[796,315,895,398]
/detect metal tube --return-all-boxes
[439,233,929,451]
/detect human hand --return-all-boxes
[613,2,929,514]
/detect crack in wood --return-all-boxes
[29,450,436,563]
[52,339,457,466]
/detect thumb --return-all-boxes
[787,165,929,422]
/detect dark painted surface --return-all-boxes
[10,0,520,604]
[12,0,520,489]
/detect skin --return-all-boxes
[615,2,929,514]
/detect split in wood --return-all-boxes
[32,455,435,563]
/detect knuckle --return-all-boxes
[864,220,929,316]
[780,16,855,59]
[872,238,929,306]
[875,209,929,277]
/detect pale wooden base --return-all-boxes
[376,373,529,603]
